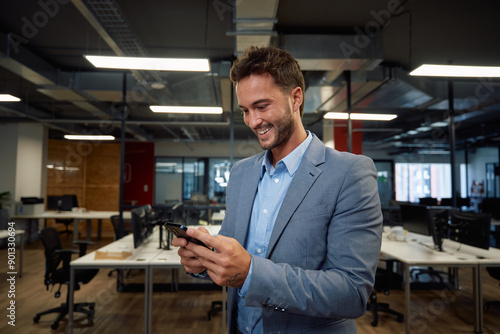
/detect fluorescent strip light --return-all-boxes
[416,126,432,132]
[430,121,448,127]
[418,150,450,155]
[323,112,349,120]
[0,94,21,102]
[150,106,223,114]
[324,112,397,121]
[84,55,210,72]
[350,113,397,121]
[64,135,115,140]
[410,64,500,77]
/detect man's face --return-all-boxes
[236,73,297,151]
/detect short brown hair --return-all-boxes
[230,45,305,116]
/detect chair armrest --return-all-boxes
[55,249,79,256]
[73,240,94,257]
[55,249,79,279]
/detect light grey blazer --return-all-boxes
[219,134,383,334]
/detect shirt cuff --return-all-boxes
[238,256,253,299]
[189,269,208,279]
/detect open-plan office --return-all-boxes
[1,1,500,333]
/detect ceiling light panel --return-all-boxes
[84,55,210,72]
[150,106,223,114]
[410,64,500,77]
[64,135,115,140]
[0,94,21,102]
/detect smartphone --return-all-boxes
[163,222,209,248]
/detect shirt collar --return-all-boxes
[261,131,313,178]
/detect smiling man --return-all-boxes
[172,45,383,334]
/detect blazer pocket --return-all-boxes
[291,203,331,221]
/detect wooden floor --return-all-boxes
[1,235,499,334]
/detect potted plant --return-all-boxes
[0,191,11,209]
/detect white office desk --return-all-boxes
[380,233,500,334]
[68,232,162,334]
[447,240,500,333]
[69,224,222,334]
[147,250,183,332]
[11,210,131,243]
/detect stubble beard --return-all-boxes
[256,104,295,151]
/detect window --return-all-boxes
[155,157,238,205]
[395,163,452,203]
[209,159,232,204]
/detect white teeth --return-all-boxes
[258,127,271,135]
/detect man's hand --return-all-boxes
[181,228,252,288]
[171,226,208,275]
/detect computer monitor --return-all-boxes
[159,202,185,250]
[131,205,154,248]
[440,197,470,208]
[400,204,430,236]
[171,202,185,226]
[47,195,78,211]
[419,197,438,206]
[426,208,449,251]
[481,198,500,220]
[448,211,491,250]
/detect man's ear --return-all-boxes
[290,86,303,112]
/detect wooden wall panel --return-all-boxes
[46,141,85,190]
[85,185,120,211]
[85,142,121,186]
[46,140,121,238]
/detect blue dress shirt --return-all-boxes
[236,132,313,334]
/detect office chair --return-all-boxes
[207,300,224,320]
[55,218,73,237]
[485,267,500,310]
[52,195,79,238]
[366,259,404,326]
[109,214,133,240]
[33,228,98,330]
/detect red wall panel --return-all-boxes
[333,119,363,154]
[123,142,155,205]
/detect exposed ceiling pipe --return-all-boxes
[38,118,231,126]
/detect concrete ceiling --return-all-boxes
[1,0,500,154]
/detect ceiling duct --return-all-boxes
[232,0,279,54]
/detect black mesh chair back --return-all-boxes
[34,227,97,330]
[39,228,66,286]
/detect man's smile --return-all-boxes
[257,125,273,136]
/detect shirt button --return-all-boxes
[274,178,279,183]
[263,209,268,214]
[246,327,250,332]
[257,248,262,254]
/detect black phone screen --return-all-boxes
[163,222,209,248]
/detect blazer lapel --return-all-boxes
[266,136,326,257]
[234,154,264,245]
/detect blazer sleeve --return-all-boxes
[244,154,383,319]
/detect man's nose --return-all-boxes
[245,110,262,129]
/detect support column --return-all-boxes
[0,123,46,202]
[448,80,457,208]
[323,119,334,149]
